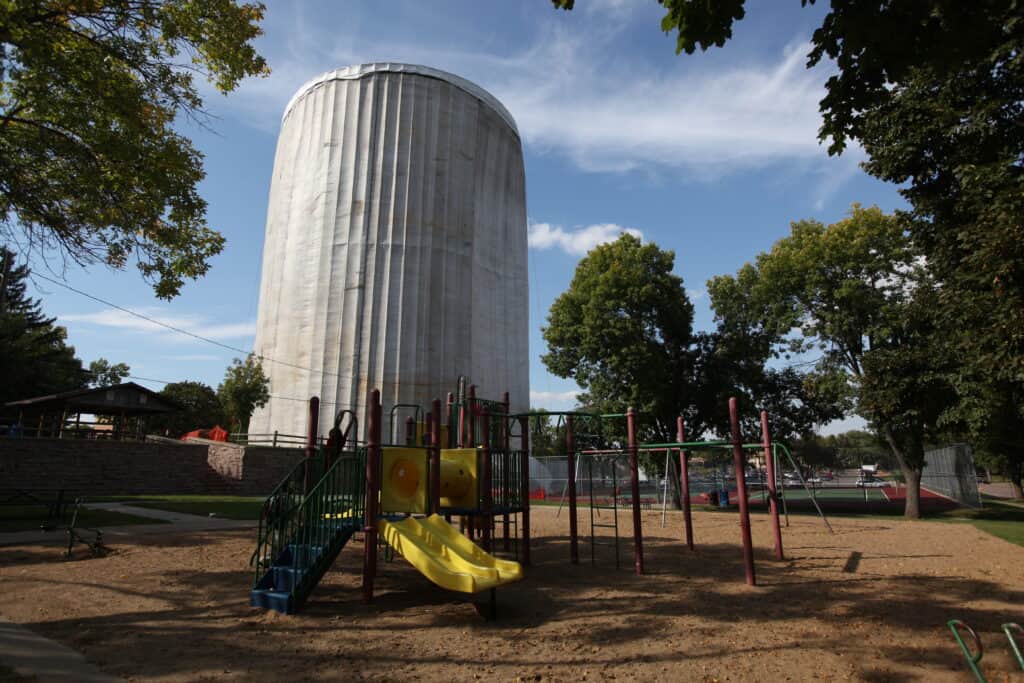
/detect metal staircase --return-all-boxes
[249,448,366,614]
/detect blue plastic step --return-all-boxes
[275,544,324,569]
[249,588,292,613]
[251,526,357,615]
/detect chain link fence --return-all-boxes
[921,443,982,508]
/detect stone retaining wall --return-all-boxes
[0,437,305,496]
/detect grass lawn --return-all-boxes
[715,497,1024,547]
[932,499,1024,547]
[0,504,165,533]
[107,495,265,520]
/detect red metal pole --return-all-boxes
[362,390,381,602]
[761,410,784,561]
[467,384,477,447]
[303,396,320,494]
[627,407,644,575]
[480,405,492,552]
[519,415,531,565]
[566,414,578,564]
[678,416,694,551]
[431,398,442,515]
[729,397,757,586]
[446,392,454,449]
[502,391,511,552]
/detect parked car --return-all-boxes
[855,476,888,488]
[819,471,834,481]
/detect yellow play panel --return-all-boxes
[380,448,429,514]
[378,514,522,593]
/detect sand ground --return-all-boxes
[0,506,1022,682]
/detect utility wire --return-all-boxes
[82,371,340,406]
[33,271,344,380]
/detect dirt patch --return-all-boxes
[0,507,1022,681]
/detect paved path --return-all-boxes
[0,503,256,546]
[0,617,120,682]
[980,482,1023,501]
[0,505,259,679]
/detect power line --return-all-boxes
[34,271,344,380]
[83,366,340,407]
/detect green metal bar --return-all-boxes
[631,440,767,450]
[774,442,832,534]
[1004,623,1024,670]
[510,411,601,419]
[948,620,986,682]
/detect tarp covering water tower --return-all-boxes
[249,63,529,437]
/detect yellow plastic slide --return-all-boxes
[377,514,523,593]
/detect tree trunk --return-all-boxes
[902,467,922,519]
[881,426,923,519]
[666,456,683,510]
[1010,463,1023,500]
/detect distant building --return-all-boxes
[3,382,178,440]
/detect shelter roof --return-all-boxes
[4,382,178,416]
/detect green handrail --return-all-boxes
[1004,623,1024,670]
[250,455,315,569]
[251,448,366,592]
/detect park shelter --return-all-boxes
[3,382,177,440]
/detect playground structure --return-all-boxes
[249,381,824,614]
[249,385,530,614]
[526,397,820,585]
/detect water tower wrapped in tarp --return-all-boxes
[249,63,529,437]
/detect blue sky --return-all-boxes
[25,0,904,433]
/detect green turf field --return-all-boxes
[760,487,890,502]
[0,504,165,533]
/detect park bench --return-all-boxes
[64,498,106,559]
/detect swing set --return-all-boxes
[516,397,833,586]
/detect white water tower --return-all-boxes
[249,63,529,437]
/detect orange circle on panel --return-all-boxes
[389,457,421,499]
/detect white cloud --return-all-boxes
[60,309,256,344]
[819,414,868,437]
[687,287,706,301]
[582,0,643,18]
[530,390,580,410]
[219,13,845,177]
[528,222,643,257]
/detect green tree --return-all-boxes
[524,409,569,459]
[217,353,268,434]
[87,358,130,387]
[708,205,954,517]
[0,1,269,298]
[688,329,849,446]
[0,247,85,403]
[554,1,1024,485]
[823,430,890,470]
[542,234,694,443]
[542,234,846,506]
[149,380,224,437]
[789,435,840,476]
[948,380,1024,500]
